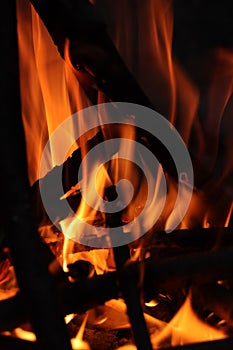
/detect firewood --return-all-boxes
[105,190,152,350]
[59,246,233,314]
[2,246,233,333]
[31,130,104,227]
[138,227,233,252]
[29,0,153,109]
[38,226,233,261]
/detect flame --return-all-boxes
[0,256,19,301]
[17,0,233,246]
[17,0,92,184]
[95,0,233,228]
[11,328,37,342]
[71,312,91,350]
[151,292,226,348]
[116,293,226,349]
[15,0,233,347]
[98,0,199,141]
[224,201,233,227]
[62,233,110,275]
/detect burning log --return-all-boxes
[31,125,178,229]
[41,246,233,315]
[28,0,154,109]
[3,246,233,332]
[139,227,233,252]
[38,225,233,261]
[31,130,104,226]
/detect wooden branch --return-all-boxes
[105,190,152,350]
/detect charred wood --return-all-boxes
[29,0,153,109]
[135,227,233,252]
[31,127,179,228]
[2,247,233,332]
[105,189,152,350]
[61,246,233,313]
[31,130,104,227]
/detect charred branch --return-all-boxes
[105,192,152,350]
[2,246,233,332]
[29,0,153,108]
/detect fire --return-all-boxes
[151,292,226,348]
[71,312,90,350]
[12,0,233,348]
[17,0,233,241]
[116,293,226,350]
[100,0,199,141]
[16,0,92,184]
[96,0,233,229]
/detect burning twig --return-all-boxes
[105,187,152,350]
[116,260,153,350]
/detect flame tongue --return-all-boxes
[151,293,226,348]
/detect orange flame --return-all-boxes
[152,293,226,347]
[16,0,233,346]
[17,0,92,184]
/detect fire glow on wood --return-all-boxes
[0,0,233,350]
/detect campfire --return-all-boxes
[1,0,233,349]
